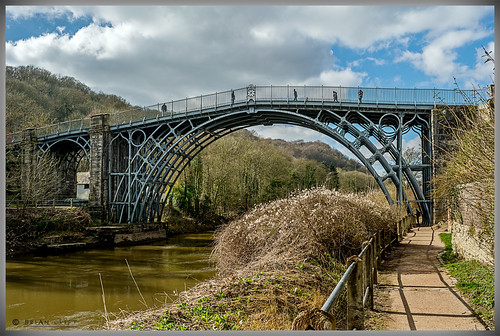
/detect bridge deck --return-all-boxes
[6,85,475,143]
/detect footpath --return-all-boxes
[371,225,487,331]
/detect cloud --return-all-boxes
[396,30,494,86]
[305,67,367,86]
[5,5,494,107]
[250,125,334,144]
[7,6,334,105]
[349,57,386,68]
[403,135,421,151]
[6,5,91,21]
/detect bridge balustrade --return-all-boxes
[6,85,477,143]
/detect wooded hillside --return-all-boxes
[6,65,134,133]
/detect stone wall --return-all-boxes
[451,182,494,266]
[452,221,494,266]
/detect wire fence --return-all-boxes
[6,85,480,144]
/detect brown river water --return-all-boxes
[6,231,216,330]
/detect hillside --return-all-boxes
[268,138,366,172]
[6,65,134,133]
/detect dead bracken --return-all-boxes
[105,187,397,330]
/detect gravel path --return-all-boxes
[372,225,487,331]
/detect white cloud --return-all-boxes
[5,5,494,106]
[349,57,386,68]
[396,28,493,86]
[6,5,91,21]
[250,125,333,144]
[306,68,367,86]
[403,135,421,151]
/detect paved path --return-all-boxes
[372,225,487,331]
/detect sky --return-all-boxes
[4,4,495,159]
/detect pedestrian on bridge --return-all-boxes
[293,89,298,101]
[332,90,338,102]
[358,89,363,103]
[416,209,421,225]
[161,103,167,114]
[231,90,235,105]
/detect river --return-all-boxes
[6,231,216,330]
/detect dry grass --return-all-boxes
[214,187,397,275]
[432,87,494,238]
[105,187,397,331]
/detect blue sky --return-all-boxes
[5,5,495,159]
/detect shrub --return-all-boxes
[213,187,397,276]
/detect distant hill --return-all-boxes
[6,65,134,133]
[266,138,366,172]
[233,129,366,173]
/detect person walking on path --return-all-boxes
[231,90,235,105]
[332,90,338,102]
[293,89,298,101]
[161,103,167,114]
[358,89,363,103]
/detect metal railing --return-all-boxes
[6,199,89,209]
[317,215,415,330]
[6,85,479,144]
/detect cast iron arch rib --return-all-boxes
[117,108,425,223]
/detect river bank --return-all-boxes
[6,207,218,259]
[105,188,398,330]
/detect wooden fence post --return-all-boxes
[372,234,378,284]
[365,242,374,310]
[376,231,382,265]
[397,219,401,240]
[347,257,365,330]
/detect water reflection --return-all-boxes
[6,231,216,330]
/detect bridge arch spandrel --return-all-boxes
[19,135,92,201]
[112,106,430,224]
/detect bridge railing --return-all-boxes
[36,118,92,138]
[6,131,23,144]
[106,86,479,128]
[6,199,89,209]
[294,215,415,330]
[6,85,479,143]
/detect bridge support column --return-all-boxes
[431,108,450,226]
[421,122,433,226]
[20,128,38,202]
[88,114,110,221]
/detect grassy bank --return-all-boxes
[105,187,397,330]
[439,232,495,330]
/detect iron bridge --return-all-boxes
[8,85,477,225]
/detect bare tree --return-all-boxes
[21,153,62,206]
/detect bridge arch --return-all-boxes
[109,106,428,224]
[10,85,461,225]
